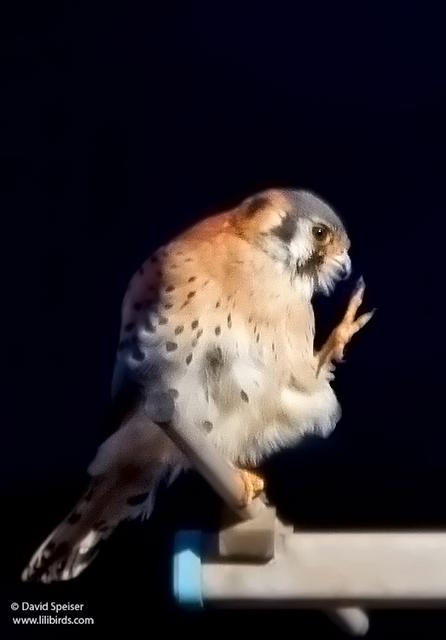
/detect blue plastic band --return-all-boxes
[173,530,203,609]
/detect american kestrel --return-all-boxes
[22,188,374,583]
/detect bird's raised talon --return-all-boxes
[317,277,375,375]
[237,469,265,506]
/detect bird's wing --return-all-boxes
[21,247,192,584]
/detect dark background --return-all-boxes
[2,1,446,637]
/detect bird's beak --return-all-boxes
[338,253,352,280]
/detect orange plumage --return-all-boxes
[22,188,373,583]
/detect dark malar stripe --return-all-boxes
[295,251,324,277]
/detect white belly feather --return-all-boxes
[159,320,341,467]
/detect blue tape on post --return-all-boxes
[173,530,203,609]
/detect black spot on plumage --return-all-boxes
[245,195,270,218]
[248,315,253,323]
[215,326,221,336]
[272,342,275,352]
[127,492,149,506]
[240,390,249,403]
[270,212,298,244]
[227,314,232,328]
[186,353,193,365]
[166,285,175,292]
[175,325,184,335]
[196,329,203,338]
[192,338,198,348]
[181,300,190,309]
[191,320,199,329]
[256,333,260,343]
[202,420,213,432]
[215,301,221,308]
[188,276,196,283]
[159,316,168,325]
[84,487,95,502]
[205,346,224,375]
[54,542,70,557]
[203,280,209,286]
[187,291,196,299]
[67,512,82,525]
[168,388,179,399]
[95,522,110,533]
[166,341,178,352]
[164,302,173,309]
[131,342,145,361]
[185,257,193,262]
[143,316,156,332]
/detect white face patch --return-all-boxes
[260,203,351,301]
[282,216,351,297]
[288,218,314,266]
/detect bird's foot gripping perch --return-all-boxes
[317,276,375,377]
[237,469,265,507]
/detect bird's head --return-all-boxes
[235,188,351,296]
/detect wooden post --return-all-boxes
[159,416,370,634]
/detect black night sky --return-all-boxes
[2,2,446,637]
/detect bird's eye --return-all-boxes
[312,225,330,244]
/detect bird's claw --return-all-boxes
[237,469,265,507]
[317,277,375,376]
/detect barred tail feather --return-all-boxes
[21,475,161,583]
[22,404,184,583]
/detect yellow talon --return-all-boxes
[317,277,375,376]
[238,469,265,506]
